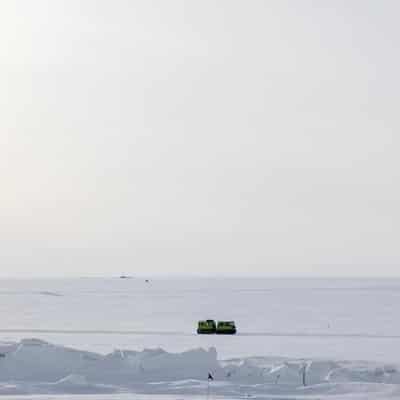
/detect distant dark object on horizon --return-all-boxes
[145,279,150,283]
[119,275,132,279]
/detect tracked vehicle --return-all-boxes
[216,321,237,335]
[197,320,237,334]
[197,320,216,334]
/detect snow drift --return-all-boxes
[1,339,400,399]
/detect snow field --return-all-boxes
[1,339,400,399]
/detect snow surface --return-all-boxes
[1,277,400,399]
[1,338,400,399]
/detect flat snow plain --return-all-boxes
[1,277,400,399]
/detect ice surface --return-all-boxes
[1,277,400,399]
[0,339,400,398]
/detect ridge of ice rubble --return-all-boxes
[0,339,400,398]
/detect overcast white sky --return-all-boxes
[1,1,399,277]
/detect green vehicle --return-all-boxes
[216,321,237,335]
[197,320,217,334]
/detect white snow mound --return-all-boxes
[0,339,400,399]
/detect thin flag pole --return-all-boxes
[207,372,213,400]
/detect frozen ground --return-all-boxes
[1,338,400,399]
[1,277,400,399]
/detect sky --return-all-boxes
[1,0,399,277]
